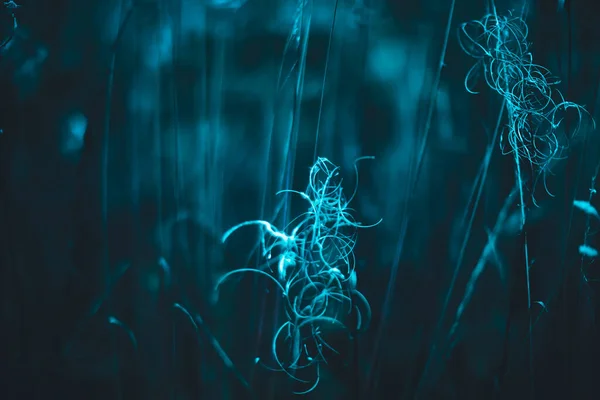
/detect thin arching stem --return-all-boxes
[365,0,456,394]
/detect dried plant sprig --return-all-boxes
[218,157,380,394]
[459,11,593,169]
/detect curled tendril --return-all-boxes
[1,1,18,51]
[458,12,594,169]
[218,157,380,394]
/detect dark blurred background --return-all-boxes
[1,0,600,398]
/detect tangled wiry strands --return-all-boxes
[219,157,380,394]
[458,12,592,170]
